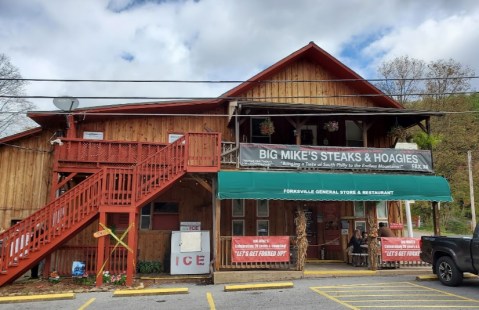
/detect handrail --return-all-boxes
[57,138,168,165]
[0,132,220,284]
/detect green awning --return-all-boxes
[217,171,452,202]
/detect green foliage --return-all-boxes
[73,274,95,285]
[102,271,126,285]
[137,261,163,274]
[413,132,442,149]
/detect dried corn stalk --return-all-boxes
[294,208,308,271]
[367,217,379,271]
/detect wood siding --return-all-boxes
[76,107,232,143]
[241,58,376,107]
[0,129,55,229]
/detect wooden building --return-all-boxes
[0,42,452,286]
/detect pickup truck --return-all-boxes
[420,225,479,286]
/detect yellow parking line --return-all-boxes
[311,281,479,309]
[310,287,358,310]
[407,282,479,303]
[78,298,96,310]
[206,292,216,310]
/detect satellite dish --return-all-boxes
[53,97,80,112]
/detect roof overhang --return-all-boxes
[233,101,445,129]
[217,171,452,202]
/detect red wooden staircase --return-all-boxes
[0,133,220,286]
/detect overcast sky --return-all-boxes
[1,0,478,111]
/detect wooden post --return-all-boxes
[432,201,441,236]
[213,190,221,271]
[468,151,477,231]
[96,211,106,287]
[126,211,137,286]
[66,114,77,138]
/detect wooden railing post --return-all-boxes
[95,211,107,287]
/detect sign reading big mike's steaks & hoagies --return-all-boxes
[239,143,433,173]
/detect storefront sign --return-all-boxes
[380,237,421,262]
[180,222,201,231]
[231,236,290,263]
[389,223,404,230]
[240,143,433,173]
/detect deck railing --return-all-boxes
[57,138,168,167]
[0,132,220,285]
[51,245,128,276]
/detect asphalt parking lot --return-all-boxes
[1,275,479,310]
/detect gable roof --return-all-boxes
[27,42,402,127]
[0,127,43,144]
[222,41,403,109]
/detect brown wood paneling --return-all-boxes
[235,58,377,108]
[0,129,55,229]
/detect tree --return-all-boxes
[375,56,426,106]
[424,58,474,108]
[377,55,477,233]
[0,53,35,137]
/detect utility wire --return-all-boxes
[0,91,478,101]
[1,76,478,83]
[0,142,51,153]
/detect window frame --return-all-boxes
[232,199,245,217]
[353,201,365,218]
[376,201,388,220]
[232,219,245,236]
[257,219,270,236]
[256,200,269,217]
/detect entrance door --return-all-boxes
[318,202,341,260]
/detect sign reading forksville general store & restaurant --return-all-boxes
[240,143,433,173]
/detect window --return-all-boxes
[355,220,366,233]
[256,200,269,217]
[140,206,151,229]
[353,201,365,218]
[376,201,388,220]
[232,199,245,217]
[140,202,179,230]
[345,120,363,147]
[232,220,245,236]
[251,117,271,143]
[257,220,269,236]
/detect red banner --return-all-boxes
[389,223,404,230]
[231,236,290,263]
[380,237,421,262]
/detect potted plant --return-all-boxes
[323,121,339,132]
[259,118,275,136]
[388,125,408,141]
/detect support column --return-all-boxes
[213,177,221,271]
[405,201,413,237]
[126,211,138,286]
[96,211,107,287]
[432,201,441,236]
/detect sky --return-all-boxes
[1,0,479,112]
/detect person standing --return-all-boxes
[378,222,394,237]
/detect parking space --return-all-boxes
[310,281,479,309]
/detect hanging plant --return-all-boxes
[323,121,339,132]
[259,118,275,136]
[388,125,408,141]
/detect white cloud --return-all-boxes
[0,0,478,111]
